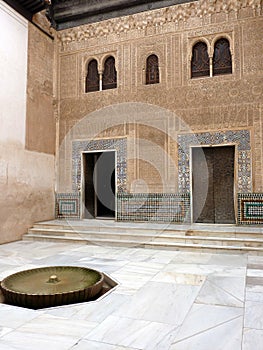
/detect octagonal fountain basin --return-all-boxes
[0,266,104,309]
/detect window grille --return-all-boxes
[102,56,117,90]
[85,59,99,93]
[191,42,210,78]
[146,54,160,84]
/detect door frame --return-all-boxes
[81,149,117,220]
[190,143,238,224]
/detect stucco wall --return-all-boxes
[0,1,55,243]
[56,0,263,194]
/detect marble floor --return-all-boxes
[0,241,263,349]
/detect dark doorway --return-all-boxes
[192,146,235,224]
[83,151,116,219]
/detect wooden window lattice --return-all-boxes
[213,38,232,76]
[102,56,117,90]
[146,54,159,85]
[85,59,99,93]
[191,42,210,78]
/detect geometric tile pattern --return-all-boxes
[238,193,263,225]
[117,193,190,223]
[55,193,80,219]
[72,138,127,193]
[178,129,252,194]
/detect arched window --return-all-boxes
[85,59,99,93]
[102,56,117,90]
[191,42,210,78]
[146,54,159,85]
[213,38,232,76]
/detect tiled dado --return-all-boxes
[178,130,252,194]
[55,193,80,219]
[238,193,263,225]
[72,138,127,193]
[117,193,190,223]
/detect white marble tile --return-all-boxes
[111,262,161,293]
[0,330,78,350]
[173,303,243,342]
[159,262,245,277]
[70,293,130,323]
[171,252,212,265]
[170,315,243,350]
[0,327,13,338]
[242,328,263,350]
[0,238,261,350]
[114,281,200,325]
[196,275,245,307]
[206,254,247,268]
[245,291,263,302]
[246,284,263,293]
[0,304,40,328]
[17,314,98,338]
[151,271,205,285]
[248,256,263,264]
[86,315,175,349]
[71,339,137,350]
[247,269,263,278]
[244,300,263,329]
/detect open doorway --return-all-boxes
[83,151,116,219]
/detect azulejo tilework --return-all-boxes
[178,129,252,194]
[117,193,190,223]
[56,193,80,219]
[72,138,127,193]
[238,193,263,225]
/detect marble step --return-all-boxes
[26,227,263,247]
[31,223,263,239]
[23,233,263,254]
[24,231,263,248]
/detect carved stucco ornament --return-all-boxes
[56,0,263,48]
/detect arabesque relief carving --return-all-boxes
[57,0,262,49]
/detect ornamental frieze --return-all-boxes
[56,0,262,50]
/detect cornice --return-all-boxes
[57,0,262,48]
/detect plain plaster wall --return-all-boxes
[0,0,55,243]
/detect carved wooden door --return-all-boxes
[192,146,235,224]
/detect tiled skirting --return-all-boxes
[117,193,190,223]
[55,192,263,225]
[55,193,80,219]
[238,193,263,225]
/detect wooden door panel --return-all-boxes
[192,147,214,223]
[213,146,235,224]
[192,146,235,224]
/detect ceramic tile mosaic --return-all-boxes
[178,129,252,194]
[55,193,80,219]
[117,193,190,223]
[72,138,127,193]
[238,193,263,225]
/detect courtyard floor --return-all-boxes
[0,240,262,349]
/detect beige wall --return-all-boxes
[0,1,55,243]
[26,22,56,155]
[56,0,263,193]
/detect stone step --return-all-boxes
[31,224,263,239]
[28,228,263,245]
[27,227,263,247]
[23,233,263,250]
[25,220,263,255]
[23,233,263,255]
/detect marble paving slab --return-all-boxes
[0,240,261,349]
